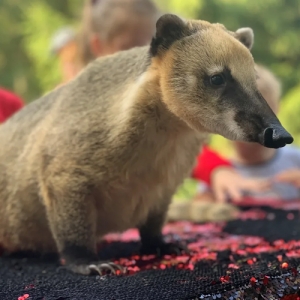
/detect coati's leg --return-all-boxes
[41,180,124,275]
[139,200,189,256]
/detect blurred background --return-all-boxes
[0,0,299,152]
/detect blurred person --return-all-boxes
[50,27,82,85]
[192,145,272,203]
[0,88,24,123]
[192,64,300,203]
[77,0,160,68]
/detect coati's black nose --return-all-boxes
[259,126,294,149]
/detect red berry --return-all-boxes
[250,277,256,284]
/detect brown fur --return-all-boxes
[0,14,292,274]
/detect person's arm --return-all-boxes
[273,147,300,188]
[192,145,232,185]
[0,88,24,123]
[274,169,300,187]
[192,145,271,203]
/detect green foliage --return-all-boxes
[279,84,300,147]
[0,0,82,102]
[154,0,202,18]
[173,178,198,202]
[0,0,37,101]
[22,2,66,95]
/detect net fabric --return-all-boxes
[1,202,300,300]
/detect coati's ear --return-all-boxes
[150,14,190,56]
[235,27,254,50]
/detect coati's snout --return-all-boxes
[260,126,293,149]
[233,90,293,149]
[150,14,294,149]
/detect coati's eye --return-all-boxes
[210,74,225,86]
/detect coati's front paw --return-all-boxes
[60,245,125,276]
[66,261,125,276]
[140,241,189,257]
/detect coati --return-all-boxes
[0,14,293,275]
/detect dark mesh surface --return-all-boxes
[1,203,300,300]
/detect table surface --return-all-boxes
[1,200,300,300]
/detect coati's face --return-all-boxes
[150,14,293,149]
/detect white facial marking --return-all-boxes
[223,110,245,140]
[207,65,224,76]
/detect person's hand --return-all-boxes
[211,167,271,203]
[273,169,300,188]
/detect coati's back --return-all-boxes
[49,46,151,121]
[0,46,150,160]
[0,46,152,202]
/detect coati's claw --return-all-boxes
[88,262,124,276]
[140,241,189,257]
[67,262,125,276]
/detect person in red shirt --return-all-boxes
[0,88,24,123]
[192,145,270,203]
[192,145,231,186]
